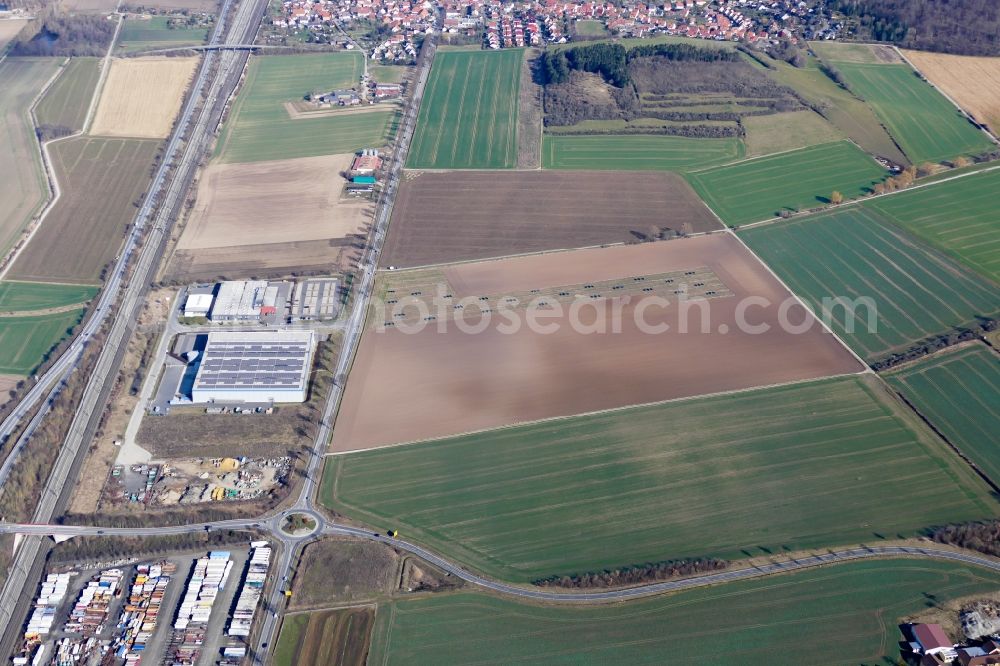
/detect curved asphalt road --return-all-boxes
[3,520,999,603]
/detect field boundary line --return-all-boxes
[326,370,868,456]
[83,13,124,134]
[684,139,849,174]
[880,339,994,375]
[894,46,1000,146]
[734,161,1000,231]
[725,227,871,369]
[0,64,73,280]
[282,602,378,618]
[378,230,726,273]
[0,17,126,280]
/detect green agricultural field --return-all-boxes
[0,309,85,375]
[832,63,993,164]
[542,134,743,171]
[764,55,908,165]
[407,49,522,169]
[34,57,100,134]
[0,281,97,312]
[686,140,886,225]
[7,137,161,285]
[117,16,210,52]
[742,109,846,157]
[886,344,1000,483]
[0,58,61,257]
[868,168,1000,284]
[740,207,1000,362]
[323,376,995,583]
[217,53,397,163]
[369,560,1000,665]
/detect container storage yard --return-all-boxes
[227,542,271,637]
[112,561,176,664]
[168,551,234,665]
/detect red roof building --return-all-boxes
[914,624,954,654]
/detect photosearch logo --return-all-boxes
[372,284,878,337]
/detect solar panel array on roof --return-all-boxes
[191,331,314,403]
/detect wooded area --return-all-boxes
[10,15,116,57]
[830,0,1000,56]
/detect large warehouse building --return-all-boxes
[191,331,315,404]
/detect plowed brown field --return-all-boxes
[381,170,721,268]
[167,153,370,281]
[332,234,862,452]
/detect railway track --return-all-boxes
[0,0,268,654]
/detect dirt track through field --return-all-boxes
[333,235,862,451]
[381,170,721,268]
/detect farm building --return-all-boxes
[351,149,382,175]
[183,293,214,318]
[191,331,315,404]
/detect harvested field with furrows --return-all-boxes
[275,608,374,666]
[168,237,361,282]
[332,234,862,451]
[0,58,61,257]
[176,154,369,250]
[122,0,217,10]
[7,137,160,284]
[902,50,1000,135]
[90,57,198,138]
[380,170,720,268]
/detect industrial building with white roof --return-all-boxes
[191,330,315,403]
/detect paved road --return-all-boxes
[4,520,1000,603]
[0,0,267,652]
[247,26,441,663]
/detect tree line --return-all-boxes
[538,41,740,87]
[533,557,728,589]
[932,520,1000,557]
[10,15,116,57]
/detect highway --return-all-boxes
[0,0,268,654]
[6,5,1000,664]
